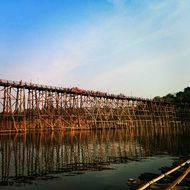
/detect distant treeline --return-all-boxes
[153,87,190,103]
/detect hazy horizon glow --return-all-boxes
[0,0,190,98]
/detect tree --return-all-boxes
[153,87,190,104]
[162,93,175,103]
[153,96,162,102]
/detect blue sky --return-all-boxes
[0,0,190,98]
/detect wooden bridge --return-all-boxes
[0,79,189,131]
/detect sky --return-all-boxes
[0,0,190,98]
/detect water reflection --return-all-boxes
[0,124,190,186]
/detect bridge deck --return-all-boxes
[0,79,155,103]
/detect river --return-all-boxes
[0,124,190,190]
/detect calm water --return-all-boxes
[0,125,190,190]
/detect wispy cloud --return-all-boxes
[107,0,127,7]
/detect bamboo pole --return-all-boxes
[137,159,190,190]
[166,165,190,189]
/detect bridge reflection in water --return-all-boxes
[0,124,190,186]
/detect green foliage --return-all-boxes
[153,96,162,102]
[162,93,175,103]
[154,87,190,103]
